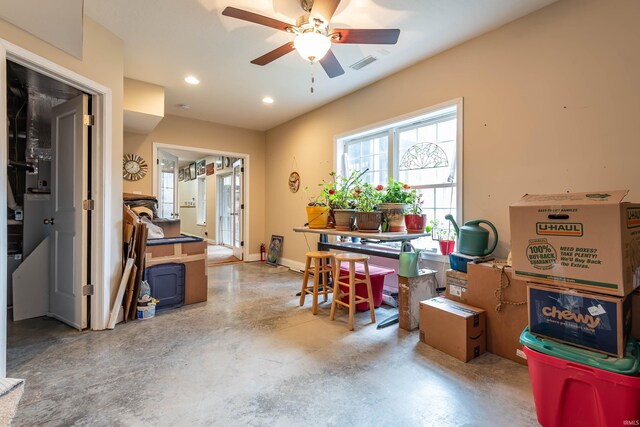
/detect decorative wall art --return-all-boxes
[196,160,206,176]
[178,168,185,181]
[288,171,300,193]
[266,235,284,267]
[215,156,223,170]
[206,163,215,176]
[189,163,197,180]
[123,154,148,181]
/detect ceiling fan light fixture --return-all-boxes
[294,31,331,62]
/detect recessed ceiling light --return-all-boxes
[262,97,274,104]
[184,76,200,85]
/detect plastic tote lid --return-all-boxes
[520,327,640,376]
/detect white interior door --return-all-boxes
[158,150,179,219]
[49,94,88,330]
[218,174,232,246]
[232,159,244,260]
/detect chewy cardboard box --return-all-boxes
[528,283,631,357]
[445,269,468,303]
[419,297,486,362]
[510,190,640,297]
[467,262,528,365]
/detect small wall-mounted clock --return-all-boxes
[123,154,148,181]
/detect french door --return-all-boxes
[217,160,244,260]
[157,150,179,219]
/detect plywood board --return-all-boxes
[13,237,50,321]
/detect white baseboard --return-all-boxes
[279,257,306,272]
[246,253,261,262]
[205,238,216,245]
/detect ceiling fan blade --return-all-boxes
[222,7,292,32]
[319,50,345,78]
[331,28,400,44]
[251,42,296,66]
[310,0,341,24]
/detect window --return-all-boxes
[159,167,175,219]
[337,99,462,252]
[197,176,206,225]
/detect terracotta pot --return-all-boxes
[355,211,382,233]
[404,214,427,234]
[333,209,356,231]
[379,203,407,232]
[439,240,455,255]
[306,205,330,229]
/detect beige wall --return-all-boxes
[124,115,265,256]
[0,17,124,328]
[265,0,640,265]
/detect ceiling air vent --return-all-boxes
[350,55,378,71]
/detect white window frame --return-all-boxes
[334,98,464,251]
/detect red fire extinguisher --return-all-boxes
[260,243,266,262]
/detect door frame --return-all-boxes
[152,142,250,261]
[0,40,113,375]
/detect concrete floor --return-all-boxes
[7,263,538,426]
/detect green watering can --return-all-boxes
[399,247,422,277]
[445,214,498,257]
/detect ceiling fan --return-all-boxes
[222,0,400,78]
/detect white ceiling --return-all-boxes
[84,0,557,131]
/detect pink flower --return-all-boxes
[376,185,384,191]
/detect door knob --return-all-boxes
[44,218,55,225]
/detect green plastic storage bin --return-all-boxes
[520,327,639,376]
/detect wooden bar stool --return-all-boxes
[300,251,334,315]
[330,253,376,330]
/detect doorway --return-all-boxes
[152,144,249,265]
[5,60,93,331]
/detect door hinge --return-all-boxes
[83,284,94,296]
[241,204,244,210]
[83,200,95,211]
[241,167,244,173]
[83,114,95,126]
[241,241,244,247]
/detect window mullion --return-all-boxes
[389,128,396,181]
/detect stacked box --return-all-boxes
[445,269,468,303]
[510,190,640,356]
[419,297,486,362]
[466,262,529,365]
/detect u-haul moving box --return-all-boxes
[510,190,640,297]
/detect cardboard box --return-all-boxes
[445,269,468,304]
[419,297,486,362]
[632,290,640,340]
[398,269,437,331]
[528,283,631,357]
[510,190,640,297]
[466,262,528,365]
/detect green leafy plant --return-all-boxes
[302,186,327,207]
[354,182,381,212]
[429,219,456,241]
[380,178,415,204]
[319,171,364,209]
[407,192,424,215]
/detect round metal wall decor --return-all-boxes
[288,171,300,193]
[123,154,148,181]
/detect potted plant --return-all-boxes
[320,171,363,231]
[379,178,414,232]
[304,189,331,229]
[404,193,427,234]
[354,183,382,232]
[430,219,456,255]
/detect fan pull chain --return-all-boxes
[310,62,315,94]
